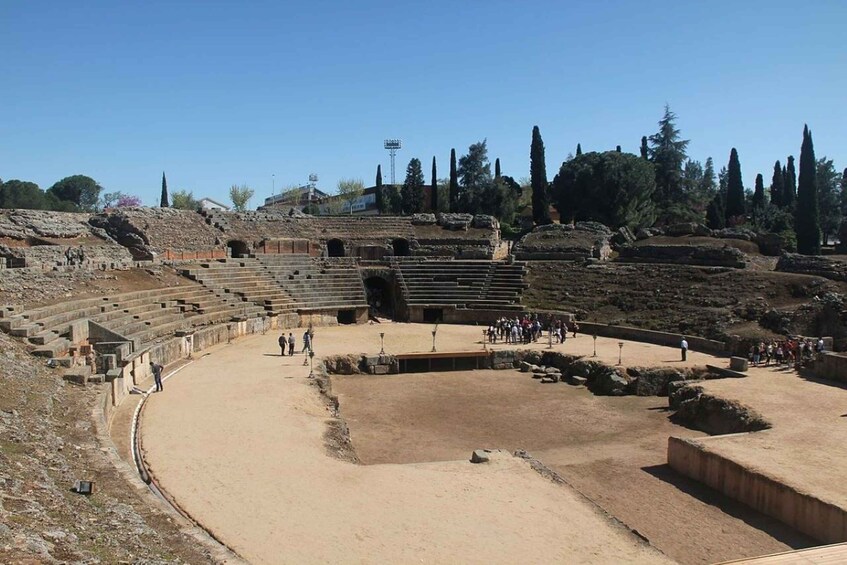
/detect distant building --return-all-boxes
[317,184,433,215]
[262,185,329,211]
[198,197,230,211]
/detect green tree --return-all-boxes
[101,191,142,209]
[784,156,797,207]
[430,156,438,212]
[816,157,842,244]
[336,178,365,215]
[47,175,102,211]
[494,158,501,179]
[530,126,551,225]
[551,151,656,229]
[841,168,847,215]
[160,172,169,207]
[770,160,784,208]
[752,173,766,215]
[706,192,726,230]
[795,125,820,254]
[648,105,689,208]
[575,143,582,156]
[700,157,717,194]
[0,180,51,210]
[458,140,492,212]
[449,148,459,212]
[375,165,385,213]
[171,190,199,210]
[401,158,425,214]
[725,148,746,221]
[640,136,649,160]
[229,184,255,211]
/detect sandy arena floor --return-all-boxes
[137,323,813,564]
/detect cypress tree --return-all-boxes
[770,160,784,208]
[530,126,551,225]
[795,125,821,254]
[784,156,797,207]
[160,172,169,207]
[430,156,438,212]
[752,173,765,211]
[640,136,649,160]
[375,165,384,213]
[724,148,745,221]
[449,148,459,212]
[494,158,501,179]
[575,143,582,156]
[615,145,622,152]
[841,168,847,215]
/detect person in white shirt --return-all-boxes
[680,337,689,361]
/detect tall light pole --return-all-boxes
[272,174,275,202]
[384,139,402,185]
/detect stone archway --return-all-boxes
[227,240,251,258]
[392,238,410,257]
[327,239,345,257]
[364,275,393,318]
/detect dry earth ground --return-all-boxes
[138,324,678,564]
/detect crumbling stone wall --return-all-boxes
[776,253,847,282]
[513,222,612,260]
[618,244,747,268]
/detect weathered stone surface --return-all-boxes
[519,361,532,372]
[436,213,473,231]
[410,213,436,225]
[590,367,631,396]
[729,357,749,372]
[713,227,756,241]
[471,215,498,230]
[470,449,490,463]
[665,223,712,237]
[627,366,686,396]
[540,376,557,383]
[776,253,847,282]
[618,244,747,268]
[674,391,770,435]
[513,223,612,261]
[611,226,636,246]
[567,375,588,386]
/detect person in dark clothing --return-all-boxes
[288,332,295,356]
[278,333,286,356]
[149,361,163,392]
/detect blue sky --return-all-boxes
[2,0,845,207]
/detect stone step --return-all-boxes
[32,338,71,357]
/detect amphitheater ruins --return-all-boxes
[3,206,847,563]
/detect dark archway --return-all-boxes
[364,276,393,318]
[392,238,410,257]
[327,239,345,257]
[227,240,250,258]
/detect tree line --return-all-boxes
[382,105,842,255]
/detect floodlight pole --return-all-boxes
[379,332,385,355]
[618,341,624,366]
[384,139,402,185]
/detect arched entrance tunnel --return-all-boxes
[392,238,410,257]
[327,238,345,257]
[364,276,394,319]
[227,240,251,258]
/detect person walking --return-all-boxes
[149,360,163,392]
[288,332,296,356]
[278,333,286,356]
[302,330,312,353]
[680,336,689,362]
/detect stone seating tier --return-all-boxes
[396,260,527,308]
[254,254,368,311]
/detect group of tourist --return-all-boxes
[488,314,578,345]
[279,329,313,356]
[748,337,826,368]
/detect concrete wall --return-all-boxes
[668,435,847,544]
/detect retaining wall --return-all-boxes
[578,322,727,354]
[668,435,847,544]
[811,352,847,384]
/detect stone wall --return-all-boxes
[577,321,728,354]
[513,223,612,261]
[618,244,747,268]
[776,253,847,282]
[810,352,847,384]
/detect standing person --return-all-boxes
[302,330,312,353]
[288,332,296,356]
[149,360,163,392]
[571,321,579,339]
[278,333,286,356]
[680,336,689,362]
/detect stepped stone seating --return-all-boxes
[0,285,266,357]
[395,259,527,309]
[181,258,299,314]
[255,254,368,311]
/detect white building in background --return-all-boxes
[198,197,230,211]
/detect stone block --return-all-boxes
[87,374,105,384]
[63,367,90,385]
[567,375,588,386]
[470,449,490,463]
[105,369,123,382]
[729,357,749,372]
[372,365,390,375]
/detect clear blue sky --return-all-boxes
[2,0,845,207]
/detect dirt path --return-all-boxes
[139,324,672,564]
